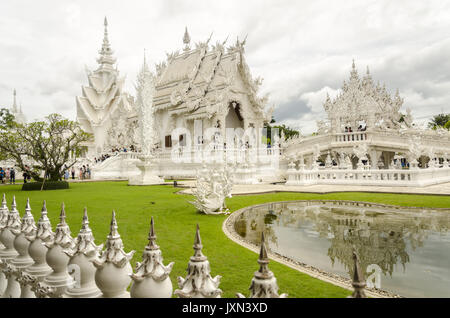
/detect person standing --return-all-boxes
[0,168,4,184]
[10,168,15,184]
[5,168,10,184]
[71,166,75,179]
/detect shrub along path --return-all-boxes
[2,181,449,297]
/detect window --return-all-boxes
[165,135,172,148]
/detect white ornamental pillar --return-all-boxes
[9,199,36,298]
[63,208,103,298]
[0,196,21,298]
[21,201,54,298]
[130,217,174,298]
[43,203,76,297]
[0,194,11,295]
[93,211,135,298]
[174,224,222,298]
[236,232,287,298]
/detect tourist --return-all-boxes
[87,164,91,179]
[79,167,83,180]
[64,169,69,181]
[0,167,4,184]
[71,166,75,179]
[6,168,10,183]
[345,126,348,132]
[10,168,15,184]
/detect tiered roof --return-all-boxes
[152,28,272,122]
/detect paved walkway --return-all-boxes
[178,181,450,196]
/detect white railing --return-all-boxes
[286,166,450,187]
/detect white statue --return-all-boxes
[174,225,222,298]
[130,217,174,298]
[353,143,368,170]
[190,164,233,215]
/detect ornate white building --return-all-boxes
[76,18,136,156]
[77,19,450,187]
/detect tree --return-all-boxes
[428,113,450,129]
[263,117,300,145]
[0,108,16,161]
[0,113,93,181]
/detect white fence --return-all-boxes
[286,166,450,187]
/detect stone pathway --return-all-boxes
[178,180,450,196]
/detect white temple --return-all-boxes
[75,18,450,188]
[9,89,26,124]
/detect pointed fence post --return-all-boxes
[1,196,22,298]
[93,211,135,298]
[0,194,8,295]
[236,232,287,298]
[9,198,36,298]
[21,201,54,298]
[174,224,222,298]
[43,203,76,297]
[347,251,367,298]
[64,208,103,298]
[130,217,174,298]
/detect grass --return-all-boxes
[1,181,449,298]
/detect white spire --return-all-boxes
[97,16,116,68]
[12,89,18,113]
[183,26,191,51]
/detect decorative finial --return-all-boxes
[192,224,206,260]
[348,251,367,298]
[236,232,287,298]
[81,207,90,231]
[366,65,370,75]
[183,26,191,51]
[108,210,120,239]
[59,203,66,224]
[11,195,17,211]
[104,16,108,27]
[147,216,159,250]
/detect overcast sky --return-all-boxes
[1,0,450,134]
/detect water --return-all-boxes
[233,201,450,298]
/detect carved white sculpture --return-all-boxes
[0,194,10,298]
[189,164,233,215]
[128,53,164,185]
[76,17,135,155]
[236,233,287,298]
[64,208,103,298]
[408,137,423,169]
[42,203,76,297]
[21,201,54,298]
[7,198,36,298]
[93,211,135,298]
[175,224,222,298]
[353,143,368,170]
[0,196,22,298]
[130,217,174,298]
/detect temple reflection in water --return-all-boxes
[234,201,450,297]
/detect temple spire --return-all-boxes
[97,16,116,68]
[183,26,191,51]
[12,89,18,113]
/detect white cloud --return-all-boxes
[1,0,450,132]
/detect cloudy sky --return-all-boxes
[1,0,450,134]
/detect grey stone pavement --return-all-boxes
[178,180,450,196]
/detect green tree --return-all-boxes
[444,120,450,130]
[0,113,93,181]
[263,117,300,145]
[428,113,450,129]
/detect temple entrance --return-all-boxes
[225,101,244,130]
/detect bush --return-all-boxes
[22,181,69,191]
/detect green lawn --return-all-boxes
[1,181,449,298]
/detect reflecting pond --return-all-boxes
[233,201,450,298]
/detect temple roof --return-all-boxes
[151,29,271,122]
[323,61,404,128]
